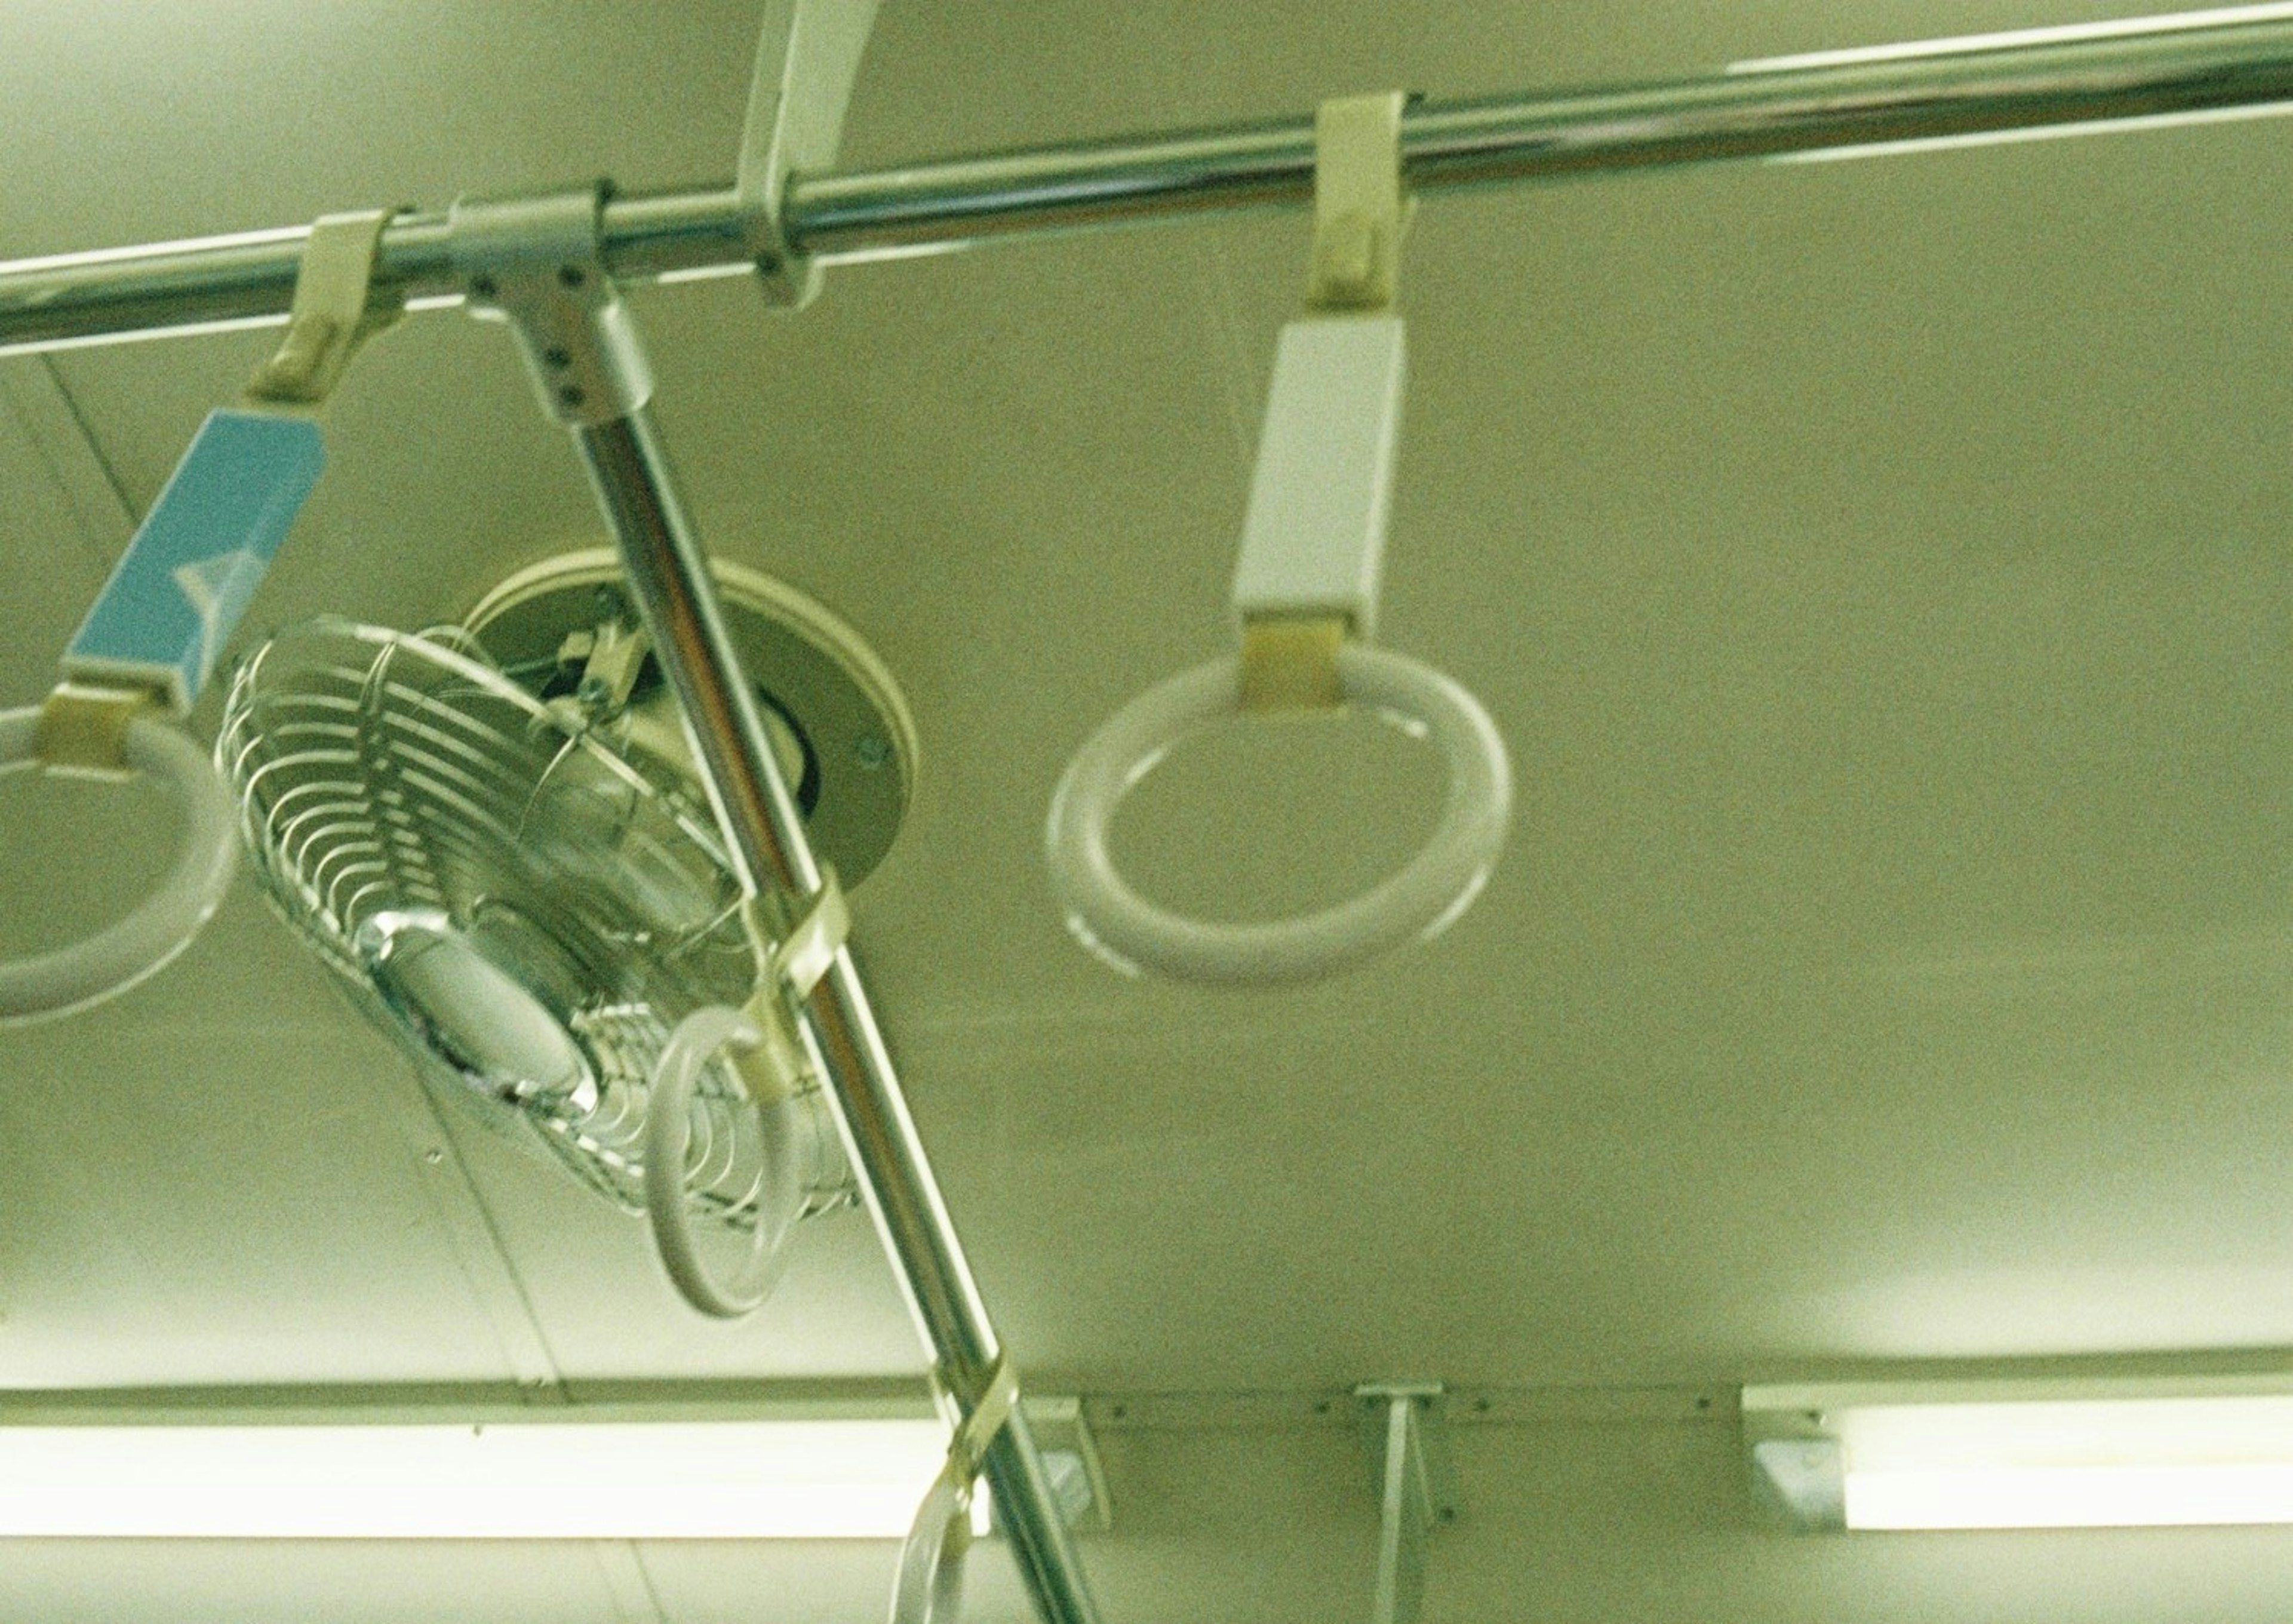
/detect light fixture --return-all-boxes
[0,1387,1105,1540]
[1727,4,2293,166]
[1728,3,2293,75]
[1745,1372,2293,1531]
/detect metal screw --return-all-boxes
[543,345,573,370]
[558,385,586,409]
[557,264,586,289]
[853,734,890,770]
[576,676,611,709]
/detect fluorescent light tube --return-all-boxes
[1754,101,2293,168]
[1728,4,2293,75]
[1745,1375,2293,1531]
[0,1416,968,1539]
[1719,2,2293,169]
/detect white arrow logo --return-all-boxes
[172,548,267,682]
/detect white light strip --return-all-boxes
[1747,1377,2293,1531]
[1848,1464,2293,1529]
[0,1419,967,1539]
[0,313,290,361]
[1762,99,2293,166]
[1729,3,2293,75]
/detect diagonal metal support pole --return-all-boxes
[1356,1382,1460,1624]
[445,184,1102,1624]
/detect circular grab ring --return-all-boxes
[1045,643,1512,986]
[0,706,238,1025]
[891,1466,973,1624]
[643,1004,806,1320]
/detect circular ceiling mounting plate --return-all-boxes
[463,549,917,890]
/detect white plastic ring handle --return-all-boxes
[642,1003,806,1319]
[891,1466,972,1624]
[1046,643,1511,986]
[0,706,238,1025]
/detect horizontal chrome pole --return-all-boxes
[8,8,2293,353]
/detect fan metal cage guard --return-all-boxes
[219,617,845,1230]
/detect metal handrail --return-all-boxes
[8,8,2293,353]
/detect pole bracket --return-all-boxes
[1355,1381,1460,1624]
[448,185,653,426]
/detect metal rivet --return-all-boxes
[469,274,498,300]
[755,253,782,276]
[543,346,573,370]
[559,385,586,409]
[558,264,587,289]
[853,734,890,770]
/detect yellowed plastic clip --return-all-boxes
[942,1355,1019,1480]
[734,866,850,1104]
[1305,91,1410,313]
[245,209,405,408]
[1240,614,1346,713]
[771,865,849,998]
[33,681,159,780]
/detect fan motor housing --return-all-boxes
[462,549,917,891]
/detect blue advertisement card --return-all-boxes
[63,409,325,710]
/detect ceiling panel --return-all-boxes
[10,2,2293,1619]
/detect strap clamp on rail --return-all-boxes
[245,208,404,408]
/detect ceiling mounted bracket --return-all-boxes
[448,185,653,426]
[736,0,884,309]
[1355,1382,1460,1624]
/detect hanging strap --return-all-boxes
[245,208,404,407]
[42,211,391,774]
[1235,91,1413,712]
[889,1357,1020,1624]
